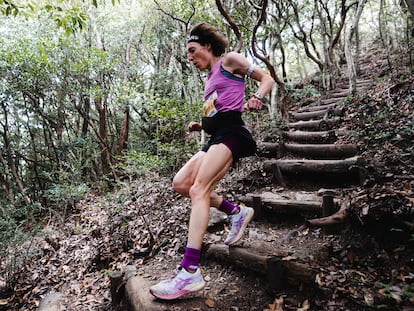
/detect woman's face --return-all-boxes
[186,42,211,71]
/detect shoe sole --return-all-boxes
[225,207,254,245]
[149,280,206,300]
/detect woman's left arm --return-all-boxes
[245,68,274,110]
[222,52,274,110]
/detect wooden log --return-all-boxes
[252,195,263,220]
[284,143,357,159]
[284,261,317,287]
[239,195,322,215]
[306,201,349,227]
[205,244,317,287]
[325,90,349,98]
[336,79,373,89]
[259,142,284,158]
[260,142,357,159]
[288,118,340,131]
[317,189,339,217]
[292,107,343,121]
[206,243,268,272]
[297,102,338,112]
[110,270,125,308]
[263,156,364,175]
[320,97,346,105]
[283,130,337,143]
[272,161,287,187]
[317,189,340,234]
[299,97,344,111]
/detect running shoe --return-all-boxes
[224,205,254,245]
[149,266,205,300]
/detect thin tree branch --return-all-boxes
[153,0,195,32]
[215,0,243,52]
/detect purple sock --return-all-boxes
[180,246,201,271]
[218,199,239,215]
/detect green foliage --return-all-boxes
[378,282,414,303]
[48,6,88,36]
[0,0,19,16]
[151,98,192,142]
[46,182,89,206]
[0,203,19,249]
[287,84,321,102]
[354,98,404,149]
[117,97,200,176]
[0,0,122,35]
[0,201,42,286]
[116,150,166,177]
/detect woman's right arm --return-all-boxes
[188,121,202,132]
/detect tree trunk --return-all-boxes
[345,0,367,95]
[81,94,90,138]
[0,102,31,205]
[0,152,13,201]
[94,97,112,178]
[80,94,91,178]
[118,106,130,155]
[405,0,414,36]
[379,0,393,72]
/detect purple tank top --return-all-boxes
[203,58,245,116]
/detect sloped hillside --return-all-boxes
[2,49,413,311]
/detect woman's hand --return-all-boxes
[188,121,202,132]
[244,96,263,111]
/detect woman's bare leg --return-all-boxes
[186,144,233,249]
[173,153,227,209]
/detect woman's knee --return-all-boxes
[172,175,190,196]
[188,182,209,202]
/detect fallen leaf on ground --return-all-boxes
[205,298,215,308]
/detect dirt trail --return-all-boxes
[104,79,376,311]
[28,54,413,311]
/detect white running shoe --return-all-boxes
[224,205,254,245]
[149,266,206,300]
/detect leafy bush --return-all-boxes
[150,98,200,143]
[288,84,321,102]
[45,182,89,208]
[116,150,166,177]
[0,201,41,287]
